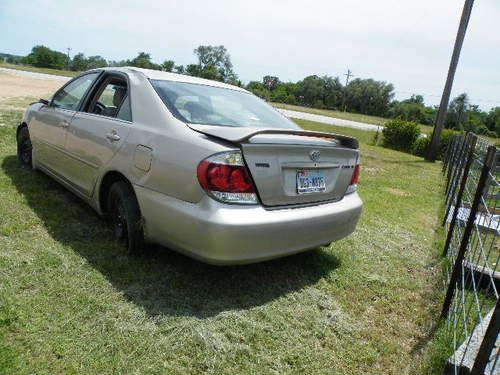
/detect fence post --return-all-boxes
[442,136,477,250]
[442,137,451,173]
[445,134,468,196]
[441,145,497,319]
[443,136,457,174]
[470,299,500,375]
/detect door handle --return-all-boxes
[60,120,70,128]
[106,130,121,142]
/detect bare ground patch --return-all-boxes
[0,71,64,102]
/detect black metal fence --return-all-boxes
[441,133,499,374]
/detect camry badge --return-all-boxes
[309,150,321,162]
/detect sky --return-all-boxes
[0,0,499,109]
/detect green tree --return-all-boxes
[485,107,500,137]
[270,82,298,104]
[442,94,494,135]
[185,63,202,77]
[389,95,436,125]
[70,53,107,71]
[174,65,185,74]
[322,76,343,109]
[246,81,271,100]
[162,60,175,72]
[192,45,238,83]
[295,75,326,107]
[295,75,343,109]
[128,52,161,70]
[344,78,394,116]
[86,55,107,69]
[22,45,68,69]
[464,105,488,133]
[263,76,279,90]
[5,55,21,64]
[445,93,469,130]
[70,53,88,71]
[404,94,425,105]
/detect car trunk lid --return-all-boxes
[189,124,359,207]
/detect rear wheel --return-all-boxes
[17,126,32,168]
[107,181,144,255]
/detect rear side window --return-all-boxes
[52,72,100,110]
[86,76,131,121]
[117,97,131,121]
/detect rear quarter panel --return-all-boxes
[100,72,237,205]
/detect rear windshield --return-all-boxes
[151,80,299,129]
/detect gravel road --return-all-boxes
[0,67,70,82]
[0,68,68,103]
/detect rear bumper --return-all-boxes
[135,186,362,265]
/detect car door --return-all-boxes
[29,72,101,177]
[63,73,132,196]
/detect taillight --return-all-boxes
[346,163,360,194]
[197,151,258,204]
[350,164,359,185]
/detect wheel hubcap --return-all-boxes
[113,200,127,242]
[21,140,32,164]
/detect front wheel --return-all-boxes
[107,181,144,255]
[17,126,33,168]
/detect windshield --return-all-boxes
[151,80,299,129]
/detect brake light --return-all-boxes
[197,151,258,204]
[350,164,359,185]
[346,164,360,194]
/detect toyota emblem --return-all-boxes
[309,150,321,162]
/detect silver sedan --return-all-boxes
[17,67,362,264]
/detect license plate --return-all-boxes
[296,169,326,194]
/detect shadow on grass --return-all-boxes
[2,155,339,319]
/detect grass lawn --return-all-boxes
[0,99,446,374]
[0,62,78,78]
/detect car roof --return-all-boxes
[93,66,248,92]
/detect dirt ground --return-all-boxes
[0,71,64,102]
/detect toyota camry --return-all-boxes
[17,67,362,264]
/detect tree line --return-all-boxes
[7,45,239,85]
[3,45,499,137]
[247,77,499,137]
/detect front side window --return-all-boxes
[52,72,100,110]
[151,80,299,129]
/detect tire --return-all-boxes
[17,126,33,168]
[107,181,144,255]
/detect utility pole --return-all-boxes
[66,47,71,71]
[343,69,353,112]
[426,0,474,162]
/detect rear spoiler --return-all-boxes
[188,124,359,149]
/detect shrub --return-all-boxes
[410,129,460,159]
[413,136,430,157]
[382,119,421,152]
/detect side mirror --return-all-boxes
[39,98,50,105]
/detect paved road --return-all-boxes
[0,67,70,82]
[276,108,383,132]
